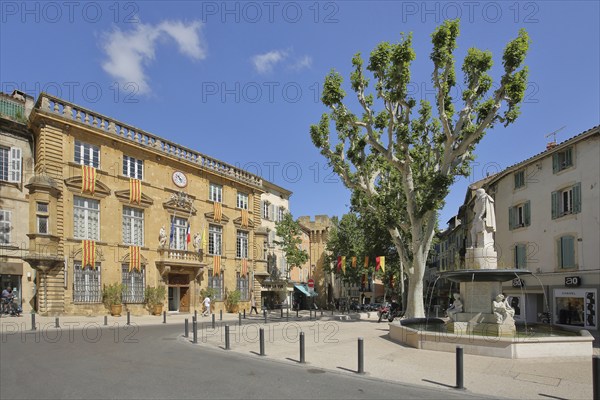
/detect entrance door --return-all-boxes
[168,287,180,311]
[179,287,190,312]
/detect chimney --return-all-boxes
[546,142,557,151]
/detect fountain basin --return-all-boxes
[389,318,594,359]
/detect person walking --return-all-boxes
[202,295,211,317]
[250,292,258,315]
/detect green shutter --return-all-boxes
[516,244,527,269]
[552,153,559,173]
[561,236,576,268]
[509,206,515,230]
[551,191,559,219]
[572,182,581,213]
[565,148,573,167]
[524,201,531,226]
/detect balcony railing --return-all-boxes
[158,248,202,263]
[35,93,263,189]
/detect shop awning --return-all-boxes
[294,284,317,297]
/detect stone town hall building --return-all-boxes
[12,93,277,315]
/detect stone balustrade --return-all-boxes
[158,248,202,263]
[36,93,263,189]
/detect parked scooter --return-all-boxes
[377,304,390,323]
[387,302,403,322]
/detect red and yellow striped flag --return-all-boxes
[376,256,385,272]
[213,255,221,275]
[81,165,96,194]
[351,256,357,268]
[129,178,141,204]
[364,256,369,269]
[82,240,96,269]
[241,258,248,277]
[341,256,346,274]
[241,209,249,227]
[214,202,222,222]
[129,246,141,272]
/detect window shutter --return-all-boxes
[572,182,581,214]
[561,236,575,268]
[508,206,515,230]
[552,153,559,173]
[8,147,21,183]
[565,148,573,167]
[261,201,265,218]
[517,244,527,269]
[269,204,275,221]
[551,191,559,219]
[524,201,531,226]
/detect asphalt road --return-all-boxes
[1,323,486,399]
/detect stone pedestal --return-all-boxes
[465,247,497,270]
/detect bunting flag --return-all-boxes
[82,240,96,269]
[241,209,249,227]
[241,258,248,277]
[351,256,357,268]
[341,256,346,274]
[129,178,141,204]
[129,246,141,272]
[213,255,221,275]
[202,225,208,252]
[364,256,369,269]
[214,202,222,222]
[337,256,342,272]
[376,256,386,272]
[81,165,96,194]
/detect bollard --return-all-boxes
[331,308,334,316]
[163,311,166,324]
[455,346,465,390]
[593,355,599,400]
[31,313,36,331]
[357,337,365,374]
[243,309,246,319]
[280,308,283,318]
[264,310,267,324]
[286,309,289,322]
[192,320,198,344]
[212,314,215,329]
[127,311,131,326]
[220,309,223,321]
[259,328,265,356]
[194,310,197,320]
[296,309,299,318]
[193,315,196,323]
[239,312,242,326]
[320,310,323,318]
[104,315,108,326]
[225,325,231,350]
[300,331,306,364]
[55,317,60,328]
[184,318,189,338]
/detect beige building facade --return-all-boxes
[24,93,269,316]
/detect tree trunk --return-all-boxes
[404,259,426,318]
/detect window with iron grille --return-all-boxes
[73,264,101,303]
[37,202,49,234]
[74,140,100,168]
[208,270,223,300]
[121,265,145,303]
[123,155,143,180]
[236,230,248,258]
[237,192,248,209]
[209,183,222,202]
[123,207,144,246]
[236,272,249,301]
[0,210,11,244]
[73,196,100,240]
[209,224,222,255]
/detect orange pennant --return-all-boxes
[213,255,221,275]
[241,258,248,277]
[241,209,249,227]
[214,202,222,222]
[81,165,96,194]
[82,240,96,269]
[129,178,141,204]
[351,256,357,268]
[129,246,141,272]
[364,256,369,269]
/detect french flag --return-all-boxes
[186,224,191,245]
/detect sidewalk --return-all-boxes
[1,311,597,399]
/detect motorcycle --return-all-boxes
[387,304,404,322]
[377,304,390,323]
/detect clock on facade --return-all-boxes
[172,171,188,188]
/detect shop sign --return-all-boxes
[512,278,525,288]
[565,276,581,287]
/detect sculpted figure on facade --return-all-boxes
[159,226,168,248]
[193,232,201,252]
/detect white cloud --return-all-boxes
[290,55,312,71]
[251,50,288,74]
[101,21,206,94]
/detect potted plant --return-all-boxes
[103,283,124,316]
[225,289,241,313]
[145,286,166,315]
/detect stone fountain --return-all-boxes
[389,189,595,358]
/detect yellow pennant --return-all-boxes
[214,202,222,222]
[129,178,141,204]
[82,240,96,269]
[129,246,141,272]
[213,255,221,275]
[81,165,96,194]
[241,209,249,227]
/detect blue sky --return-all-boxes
[2,1,599,227]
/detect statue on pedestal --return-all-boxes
[470,188,496,248]
[159,226,168,248]
[446,293,463,321]
[493,294,515,323]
